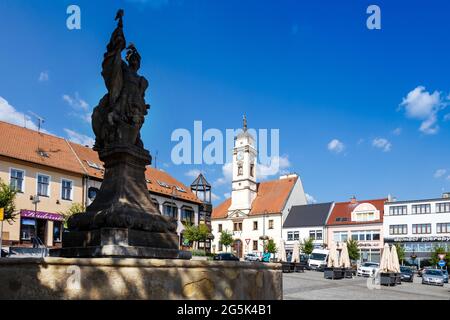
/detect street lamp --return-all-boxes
[259,210,269,251]
[31,195,40,247]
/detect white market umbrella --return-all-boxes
[339,242,351,269]
[292,241,300,263]
[327,241,339,268]
[380,243,392,273]
[279,240,287,262]
[390,245,401,273]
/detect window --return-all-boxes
[389,224,408,235]
[20,218,36,240]
[293,231,300,241]
[389,206,407,216]
[218,224,222,233]
[10,169,24,192]
[287,231,293,241]
[53,221,62,242]
[238,164,243,176]
[88,187,99,200]
[268,220,274,229]
[437,223,450,234]
[436,203,450,213]
[412,224,431,234]
[355,212,375,222]
[37,174,50,196]
[181,207,195,224]
[253,221,258,230]
[351,230,381,241]
[309,230,323,241]
[250,164,255,177]
[218,241,223,251]
[333,231,348,242]
[253,240,258,251]
[61,179,72,200]
[163,203,178,219]
[412,204,431,214]
[151,199,160,211]
[233,222,242,231]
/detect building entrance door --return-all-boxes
[36,219,46,245]
[233,239,243,258]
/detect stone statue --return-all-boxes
[54,10,188,259]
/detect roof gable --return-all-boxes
[326,198,387,226]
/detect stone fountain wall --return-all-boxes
[0,258,282,300]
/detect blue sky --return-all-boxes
[0,0,449,205]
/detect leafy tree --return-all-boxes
[183,224,211,251]
[265,239,277,254]
[430,247,449,267]
[220,230,234,252]
[0,179,17,221]
[60,203,85,228]
[299,238,314,255]
[395,243,406,264]
[346,239,360,262]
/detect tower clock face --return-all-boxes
[237,151,244,161]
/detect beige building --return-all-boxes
[0,121,210,251]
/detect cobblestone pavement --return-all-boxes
[283,270,450,300]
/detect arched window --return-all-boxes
[163,202,178,219]
[181,206,195,225]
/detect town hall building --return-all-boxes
[211,118,308,258]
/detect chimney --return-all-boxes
[350,196,357,204]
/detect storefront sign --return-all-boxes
[20,209,64,221]
[385,236,450,243]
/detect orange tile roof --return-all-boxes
[0,121,85,175]
[326,198,387,226]
[212,176,298,219]
[0,121,202,204]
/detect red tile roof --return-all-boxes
[326,198,387,226]
[0,121,201,204]
[212,176,298,219]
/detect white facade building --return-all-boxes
[211,119,308,258]
[384,193,450,265]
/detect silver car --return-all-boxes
[422,269,445,287]
[244,253,260,262]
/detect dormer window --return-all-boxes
[37,149,49,158]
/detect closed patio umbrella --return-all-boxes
[292,241,300,263]
[390,245,401,273]
[327,241,339,268]
[279,240,287,262]
[380,243,391,273]
[339,242,351,269]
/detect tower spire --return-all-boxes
[243,114,247,132]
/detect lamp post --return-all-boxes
[259,210,269,253]
[31,195,40,247]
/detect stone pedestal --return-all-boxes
[0,258,283,300]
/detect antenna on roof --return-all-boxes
[28,111,45,133]
[154,150,158,169]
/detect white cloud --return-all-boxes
[211,192,220,202]
[0,96,50,133]
[399,86,444,135]
[392,127,402,135]
[185,169,201,178]
[38,71,49,82]
[327,139,345,153]
[63,93,91,123]
[306,193,317,204]
[257,155,291,180]
[434,169,447,179]
[372,138,392,152]
[214,162,233,186]
[224,192,231,199]
[64,128,94,147]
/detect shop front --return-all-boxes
[19,209,64,248]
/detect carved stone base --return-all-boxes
[51,228,191,260]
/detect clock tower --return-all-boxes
[228,116,257,214]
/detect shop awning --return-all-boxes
[20,209,64,221]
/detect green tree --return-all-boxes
[60,203,85,228]
[395,243,406,264]
[430,247,449,267]
[346,239,360,262]
[265,239,277,254]
[0,179,17,221]
[220,230,234,252]
[183,224,211,251]
[299,238,314,255]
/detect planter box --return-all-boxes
[380,272,396,286]
[344,268,353,278]
[324,267,344,280]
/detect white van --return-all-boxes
[307,248,329,271]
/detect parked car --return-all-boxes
[213,253,240,261]
[244,253,260,262]
[400,266,414,282]
[418,266,432,277]
[421,269,445,287]
[357,262,380,277]
[442,269,449,283]
[307,249,329,271]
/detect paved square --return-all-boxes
[283,270,450,300]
